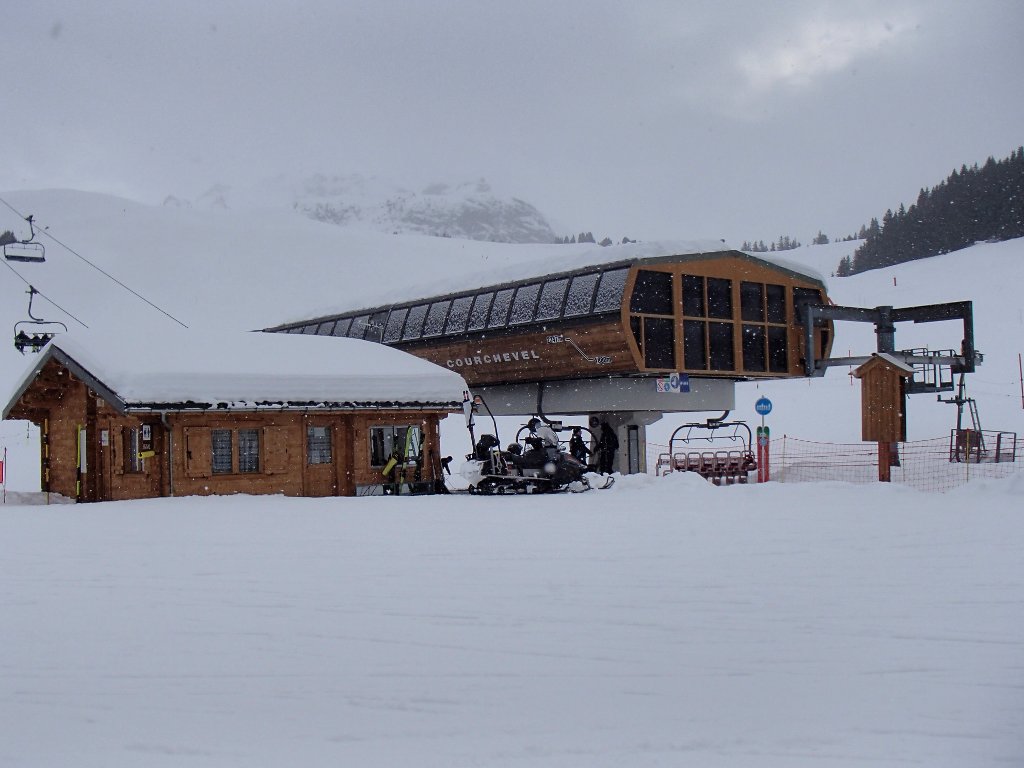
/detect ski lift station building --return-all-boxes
[265,242,835,472]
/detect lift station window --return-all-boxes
[740,282,764,322]
[630,270,674,315]
[422,300,451,337]
[629,270,676,370]
[332,318,352,337]
[593,268,628,313]
[682,275,705,317]
[316,320,336,335]
[347,315,369,340]
[708,322,735,370]
[536,278,569,321]
[402,305,429,340]
[707,278,733,319]
[682,275,734,372]
[366,311,388,342]
[467,292,493,331]
[766,284,786,323]
[488,289,515,328]
[564,273,600,317]
[383,308,408,342]
[445,296,474,334]
[509,283,541,325]
[684,320,707,370]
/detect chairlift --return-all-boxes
[13,286,66,354]
[656,416,757,484]
[3,214,45,263]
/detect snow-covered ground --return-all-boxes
[3,474,1023,767]
[2,191,1023,766]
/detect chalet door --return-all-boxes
[304,423,338,496]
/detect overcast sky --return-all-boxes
[2,1,1021,243]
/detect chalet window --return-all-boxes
[467,292,493,331]
[124,428,144,473]
[211,429,233,474]
[402,305,429,340]
[307,426,332,464]
[332,317,353,337]
[593,268,628,313]
[564,273,600,316]
[383,308,408,343]
[488,289,514,328]
[445,296,474,334]
[535,278,568,321]
[630,270,673,315]
[422,301,451,337]
[369,425,422,467]
[509,284,541,325]
[238,429,260,473]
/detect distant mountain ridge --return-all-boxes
[165,174,558,244]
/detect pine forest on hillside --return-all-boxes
[838,147,1024,276]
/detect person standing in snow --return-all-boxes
[568,427,591,466]
[596,421,618,475]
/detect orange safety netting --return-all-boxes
[648,431,1021,493]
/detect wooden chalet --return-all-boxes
[2,331,467,502]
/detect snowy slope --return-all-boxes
[2,188,1023,462]
[2,190,1023,768]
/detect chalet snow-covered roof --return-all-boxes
[2,329,468,416]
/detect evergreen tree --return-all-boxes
[848,147,1024,273]
[0,230,15,246]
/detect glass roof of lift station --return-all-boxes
[270,262,633,345]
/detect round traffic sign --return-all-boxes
[755,396,773,416]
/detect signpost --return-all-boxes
[754,397,772,483]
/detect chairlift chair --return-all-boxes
[3,215,45,263]
[12,286,66,354]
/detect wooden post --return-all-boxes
[878,441,891,482]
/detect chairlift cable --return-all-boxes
[1,259,89,328]
[0,195,189,329]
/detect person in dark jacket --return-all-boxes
[568,427,591,466]
[596,421,618,474]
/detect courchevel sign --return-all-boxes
[446,348,541,368]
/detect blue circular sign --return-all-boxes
[755,397,773,416]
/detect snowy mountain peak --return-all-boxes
[163,174,558,244]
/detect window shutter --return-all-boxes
[263,426,292,474]
[184,427,212,478]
